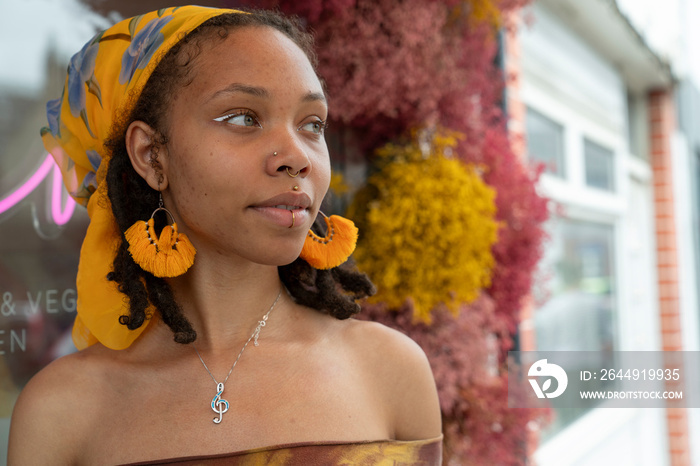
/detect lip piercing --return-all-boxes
[289,211,295,228]
[292,185,299,191]
[273,152,278,156]
[286,167,300,178]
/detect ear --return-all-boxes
[125,120,169,191]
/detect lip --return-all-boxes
[250,192,312,228]
[251,192,312,210]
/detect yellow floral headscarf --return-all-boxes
[42,6,239,351]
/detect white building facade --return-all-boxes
[507,0,700,464]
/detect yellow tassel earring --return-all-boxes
[299,212,358,270]
[124,196,196,277]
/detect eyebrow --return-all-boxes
[302,91,327,104]
[207,83,326,105]
[208,83,269,101]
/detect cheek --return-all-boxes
[165,144,235,224]
[168,143,259,201]
[169,150,212,206]
[168,131,236,193]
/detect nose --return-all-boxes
[266,129,312,178]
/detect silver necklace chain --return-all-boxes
[192,288,282,424]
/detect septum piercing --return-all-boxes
[286,167,300,178]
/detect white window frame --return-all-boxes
[523,81,664,461]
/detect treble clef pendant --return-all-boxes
[211,382,229,424]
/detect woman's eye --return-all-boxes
[214,112,259,127]
[300,119,327,135]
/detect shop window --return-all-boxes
[584,138,615,191]
[533,217,617,436]
[526,107,566,177]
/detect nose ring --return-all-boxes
[289,211,295,228]
[286,167,300,178]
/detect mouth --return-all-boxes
[272,204,304,211]
[251,192,313,210]
[250,193,313,228]
[250,204,310,228]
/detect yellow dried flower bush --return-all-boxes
[467,0,503,27]
[328,171,349,196]
[348,129,498,322]
[449,0,503,29]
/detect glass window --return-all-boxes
[0,0,110,456]
[694,150,700,337]
[526,107,566,177]
[533,217,617,436]
[0,109,90,457]
[584,138,615,191]
[626,92,648,160]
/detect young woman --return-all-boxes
[8,6,442,465]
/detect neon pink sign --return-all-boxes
[0,154,76,226]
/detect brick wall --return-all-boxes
[648,89,692,466]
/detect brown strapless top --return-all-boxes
[120,436,443,465]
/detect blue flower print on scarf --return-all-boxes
[82,171,97,195]
[86,149,102,172]
[67,39,99,118]
[45,95,63,137]
[119,15,173,85]
[72,150,101,199]
[66,36,101,138]
[84,150,101,192]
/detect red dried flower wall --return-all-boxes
[226,0,550,463]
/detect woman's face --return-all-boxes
[159,25,330,266]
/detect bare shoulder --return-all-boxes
[341,319,428,371]
[339,318,442,441]
[7,347,107,465]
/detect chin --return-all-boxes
[277,252,304,267]
[252,247,304,267]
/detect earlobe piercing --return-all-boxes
[286,167,300,178]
